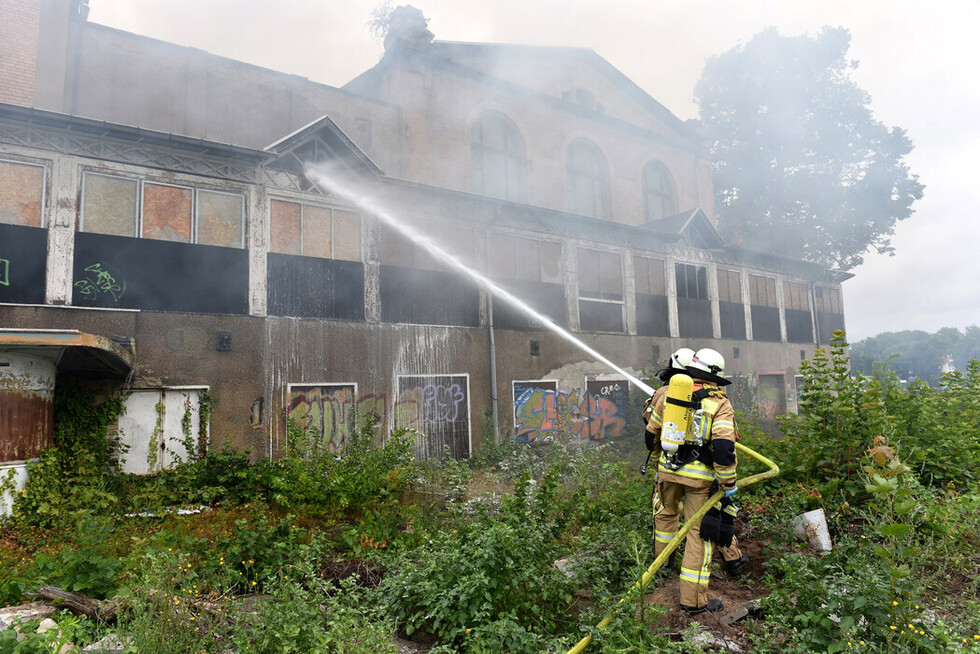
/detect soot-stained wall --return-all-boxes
[267,254,365,321]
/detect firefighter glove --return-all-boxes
[645,428,658,451]
[717,498,737,548]
[699,502,724,544]
[724,486,738,498]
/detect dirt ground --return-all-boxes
[642,537,769,649]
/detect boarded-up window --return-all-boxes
[717,269,746,340]
[197,190,244,248]
[286,384,356,454]
[0,160,44,227]
[634,255,666,296]
[783,281,810,311]
[270,199,361,261]
[143,183,192,242]
[489,233,562,283]
[815,285,845,343]
[81,173,138,237]
[815,286,843,314]
[488,233,565,330]
[397,375,471,460]
[81,172,244,246]
[749,274,778,307]
[749,274,780,342]
[784,281,813,343]
[634,255,668,336]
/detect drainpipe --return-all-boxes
[809,282,821,348]
[485,236,500,446]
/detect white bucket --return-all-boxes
[792,508,832,551]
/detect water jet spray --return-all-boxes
[304,162,657,398]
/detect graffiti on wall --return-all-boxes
[286,384,357,453]
[514,378,629,442]
[397,375,470,460]
[757,373,786,419]
[74,262,125,303]
[0,258,9,286]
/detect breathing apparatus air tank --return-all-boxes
[660,373,694,453]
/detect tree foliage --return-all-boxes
[850,325,980,385]
[695,27,924,270]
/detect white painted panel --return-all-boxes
[0,463,30,517]
[117,388,209,474]
[117,390,163,474]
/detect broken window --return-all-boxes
[634,255,668,336]
[566,140,609,219]
[642,161,674,222]
[143,183,192,242]
[717,268,746,340]
[472,112,525,201]
[0,159,44,227]
[578,247,623,333]
[749,274,780,342]
[80,172,245,246]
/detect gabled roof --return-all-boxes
[430,41,692,136]
[645,208,725,250]
[264,115,383,178]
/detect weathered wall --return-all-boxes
[347,56,713,225]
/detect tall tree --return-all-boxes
[695,27,924,270]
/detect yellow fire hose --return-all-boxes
[566,442,779,654]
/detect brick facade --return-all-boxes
[0,0,40,106]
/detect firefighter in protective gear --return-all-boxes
[642,347,695,449]
[645,347,746,614]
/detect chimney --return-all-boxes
[383,5,434,56]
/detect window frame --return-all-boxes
[269,197,362,262]
[0,158,47,229]
[471,112,526,202]
[675,263,709,301]
[565,139,610,219]
[80,170,246,247]
[642,161,675,223]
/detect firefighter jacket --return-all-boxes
[644,381,739,489]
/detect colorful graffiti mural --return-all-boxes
[514,379,629,442]
[286,384,356,453]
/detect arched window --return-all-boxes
[566,139,609,219]
[642,161,674,222]
[471,113,525,201]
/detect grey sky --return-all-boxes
[87,0,980,342]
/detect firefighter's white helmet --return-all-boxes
[669,347,696,371]
[687,347,730,385]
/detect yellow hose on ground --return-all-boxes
[566,443,780,654]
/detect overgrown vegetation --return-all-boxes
[2,335,980,652]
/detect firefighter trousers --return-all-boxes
[653,480,743,608]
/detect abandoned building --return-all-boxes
[0,0,849,495]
